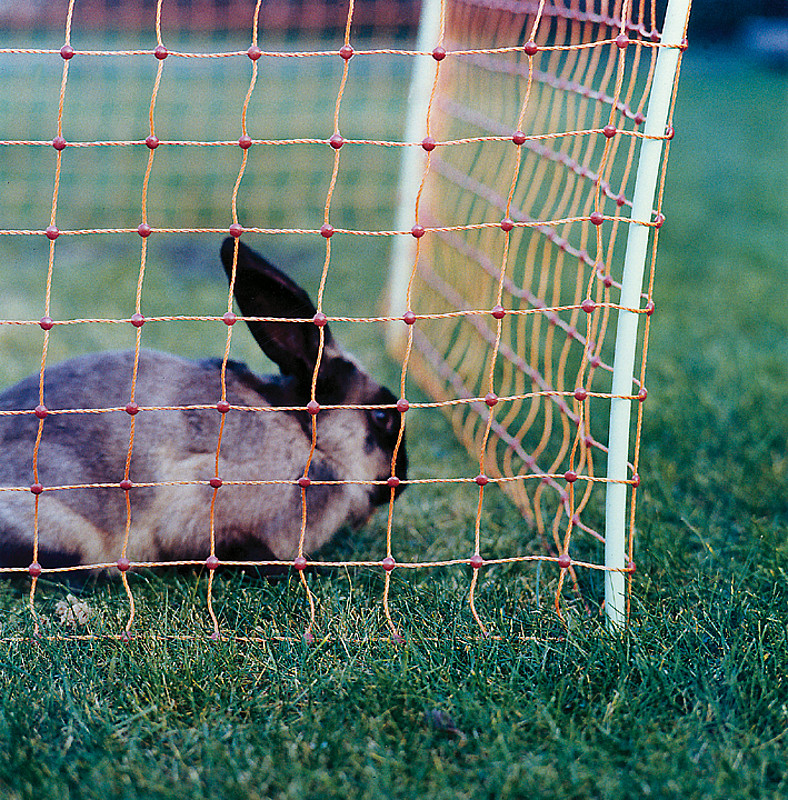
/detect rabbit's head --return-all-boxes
[219,238,407,543]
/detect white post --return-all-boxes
[387,0,443,351]
[605,0,691,629]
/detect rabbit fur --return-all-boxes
[0,238,407,573]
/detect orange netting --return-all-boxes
[0,0,689,641]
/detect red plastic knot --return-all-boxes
[590,211,604,226]
[119,479,133,491]
[216,400,231,414]
[402,310,417,326]
[614,193,626,208]
[680,38,689,51]
[222,311,237,326]
[432,45,446,61]
[44,225,59,241]
[637,387,648,402]
[60,44,75,60]
[615,33,630,50]
[603,273,614,288]
[500,217,515,232]
[634,111,646,125]
[125,401,139,416]
[312,312,328,328]
[154,44,168,60]
[631,473,641,488]
[381,556,396,572]
[30,483,44,496]
[470,554,485,570]
[557,553,571,569]
[421,136,436,152]
[387,476,401,489]
[205,555,220,571]
[653,213,666,229]
[306,400,320,416]
[52,136,67,151]
[209,631,222,641]
[303,630,315,644]
[117,557,131,572]
[297,476,311,489]
[238,134,253,150]
[410,223,425,238]
[145,135,159,150]
[523,40,538,56]
[34,404,48,419]
[130,313,145,328]
[475,474,489,486]
[293,556,308,571]
[581,298,596,313]
[512,130,526,146]
[247,45,262,61]
[329,133,345,150]
[645,299,655,316]
[39,316,54,331]
[573,387,588,402]
[665,126,675,140]
[564,470,578,483]
[484,392,498,408]
[491,305,506,320]
[28,561,42,577]
[396,398,410,413]
[137,223,152,238]
[603,124,617,139]
[649,28,660,43]
[339,44,354,61]
[589,354,602,368]
[320,223,334,239]
[627,560,636,573]
[228,223,243,238]
[119,631,132,643]
[209,477,223,489]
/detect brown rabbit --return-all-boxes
[0,238,407,575]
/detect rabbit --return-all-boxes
[0,238,407,576]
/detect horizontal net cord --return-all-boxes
[0,302,654,328]
[0,129,674,150]
[0,554,634,575]
[0,385,648,419]
[0,216,666,239]
[0,470,638,494]
[0,40,682,59]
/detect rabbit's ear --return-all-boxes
[220,238,336,388]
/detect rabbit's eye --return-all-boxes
[370,407,395,433]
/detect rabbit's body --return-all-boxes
[0,240,406,573]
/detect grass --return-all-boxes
[0,36,787,800]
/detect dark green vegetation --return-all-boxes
[0,42,786,799]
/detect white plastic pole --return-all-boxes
[604,0,691,630]
[387,0,443,350]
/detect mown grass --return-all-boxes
[0,40,786,800]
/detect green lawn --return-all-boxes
[0,39,786,800]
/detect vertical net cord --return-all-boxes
[294,0,356,644]
[118,0,167,639]
[205,0,264,641]
[468,0,547,635]
[380,0,446,644]
[28,0,76,636]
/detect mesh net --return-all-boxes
[0,0,688,641]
